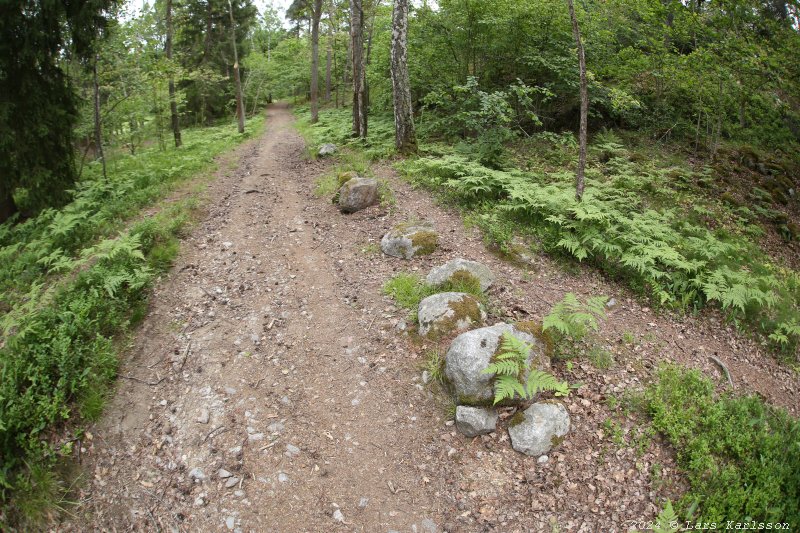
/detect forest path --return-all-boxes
[70,104,450,532]
[69,104,800,533]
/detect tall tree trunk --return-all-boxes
[350,0,367,138]
[390,0,416,153]
[228,0,245,133]
[325,45,332,103]
[310,0,323,123]
[567,0,587,201]
[93,54,107,180]
[166,0,182,147]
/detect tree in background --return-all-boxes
[228,0,246,132]
[0,0,117,223]
[390,0,416,153]
[566,0,587,201]
[166,0,183,147]
[310,0,323,123]
[350,0,367,138]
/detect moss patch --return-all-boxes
[410,229,439,255]
[338,171,359,187]
[509,410,527,427]
[514,320,555,360]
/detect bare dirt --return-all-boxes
[65,104,800,533]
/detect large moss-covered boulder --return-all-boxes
[381,223,439,259]
[444,323,550,406]
[417,292,486,337]
[426,258,495,292]
[338,177,379,213]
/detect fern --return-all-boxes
[483,333,570,404]
[542,293,607,341]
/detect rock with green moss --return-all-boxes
[426,258,495,292]
[417,292,486,337]
[338,177,379,213]
[508,402,570,457]
[337,171,359,187]
[455,406,498,437]
[444,323,551,406]
[381,224,439,259]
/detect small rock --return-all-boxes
[196,409,210,424]
[605,298,617,309]
[381,223,439,259]
[421,518,438,533]
[338,177,379,213]
[417,292,486,337]
[225,516,235,530]
[248,432,264,442]
[286,444,301,457]
[538,455,549,464]
[508,402,570,457]
[218,468,232,479]
[318,143,337,157]
[225,477,240,488]
[421,370,431,384]
[332,509,345,523]
[358,497,369,508]
[455,406,498,437]
[194,495,206,506]
[426,258,494,292]
[189,467,206,481]
[278,472,289,483]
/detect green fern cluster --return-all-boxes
[542,293,607,341]
[482,333,570,404]
[400,153,800,354]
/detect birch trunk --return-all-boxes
[567,0,587,201]
[390,0,416,153]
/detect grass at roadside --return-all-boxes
[0,116,264,527]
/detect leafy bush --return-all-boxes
[542,293,607,341]
[644,365,800,524]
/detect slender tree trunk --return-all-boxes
[325,46,332,103]
[166,0,182,148]
[567,0,587,201]
[390,0,416,153]
[350,0,367,138]
[93,54,107,180]
[310,0,323,123]
[228,0,245,133]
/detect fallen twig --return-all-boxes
[121,374,167,386]
[708,355,734,388]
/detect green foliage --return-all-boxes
[652,500,680,533]
[644,365,800,524]
[424,349,446,384]
[483,333,570,404]
[0,118,259,524]
[382,273,431,311]
[542,293,608,341]
[400,154,800,354]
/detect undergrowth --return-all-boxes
[644,365,800,525]
[382,272,485,322]
[0,118,262,526]
[399,153,800,356]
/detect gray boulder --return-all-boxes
[444,323,550,405]
[381,224,438,259]
[426,258,495,292]
[508,402,570,457]
[417,292,485,337]
[318,143,337,157]
[338,177,379,213]
[455,406,498,437]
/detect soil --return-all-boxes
[64,104,800,533]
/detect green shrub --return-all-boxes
[644,365,800,524]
